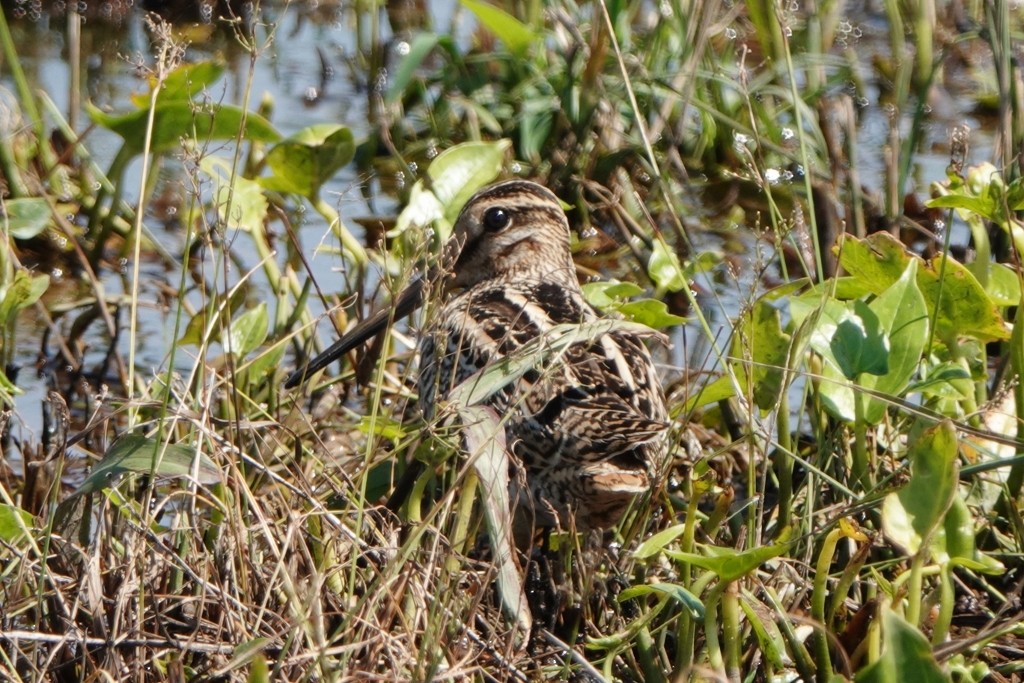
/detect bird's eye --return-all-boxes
[482,206,511,232]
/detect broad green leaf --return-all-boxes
[177,287,247,347]
[200,156,268,233]
[227,303,269,358]
[648,239,687,292]
[245,343,286,380]
[432,140,512,223]
[985,262,1022,307]
[0,503,33,545]
[131,61,226,108]
[908,362,972,400]
[930,495,974,564]
[616,299,686,329]
[789,295,861,420]
[393,140,511,239]
[617,582,704,618]
[71,434,221,497]
[261,124,355,198]
[582,281,644,309]
[741,597,788,672]
[855,605,948,683]
[683,374,736,412]
[839,232,1008,343]
[357,415,407,444]
[2,197,51,239]
[882,420,959,555]
[736,294,793,410]
[460,0,538,55]
[88,101,280,158]
[830,300,889,380]
[860,260,928,424]
[0,271,50,326]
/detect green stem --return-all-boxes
[932,563,954,645]
[906,550,926,627]
[812,527,841,680]
[311,193,369,268]
[703,583,726,679]
[852,389,869,489]
[721,582,742,682]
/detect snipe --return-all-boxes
[287,180,669,532]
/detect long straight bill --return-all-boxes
[284,275,426,389]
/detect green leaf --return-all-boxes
[460,0,538,55]
[736,289,797,410]
[829,300,889,380]
[130,61,226,107]
[200,157,268,233]
[0,271,50,327]
[985,262,1022,307]
[227,303,269,358]
[855,605,948,683]
[393,140,511,239]
[616,299,686,328]
[70,434,221,497]
[648,239,687,292]
[617,582,704,619]
[245,343,286,381]
[519,95,554,161]
[386,33,442,105]
[88,101,280,158]
[860,260,929,424]
[0,503,33,545]
[633,523,688,559]
[683,374,736,412]
[2,197,52,239]
[666,537,791,583]
[930,495,975,564]
[582,281,645,309]
[789,295,870,421]
[839,232,1008,343]
[882,420,959,555]
[261,124,355,198]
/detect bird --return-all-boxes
[287,180,669,532]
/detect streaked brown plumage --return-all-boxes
[288,180,669,531]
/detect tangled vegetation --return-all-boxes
[1,0,1023,680]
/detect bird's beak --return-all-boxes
[284,274,426,389]
[285,227,469,389]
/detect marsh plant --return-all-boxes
[0,0,1022,681]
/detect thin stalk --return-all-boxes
[852,390,869,489]
[674,478,702,672]
[310,193,369,267]
[932,563,954,645]
[704,582,727,679]
[906,550,927,627]
[812,527,842,680]
[127,47,174,425]
[721,581,742,682]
